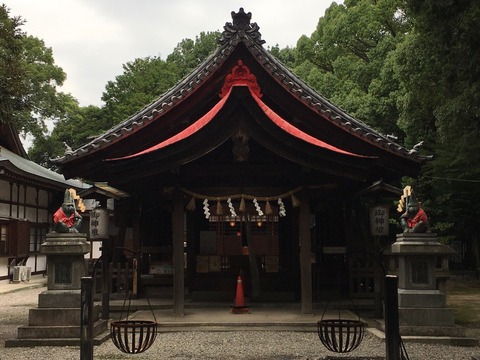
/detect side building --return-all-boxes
[0,123,87,281]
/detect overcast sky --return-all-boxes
[5,1,338,107]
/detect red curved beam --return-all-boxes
[107,88,233,161]
[107,84,374,161]
[248,87,375,158]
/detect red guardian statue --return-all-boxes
[398,186,429,233]
[53,189,83,233]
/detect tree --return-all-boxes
[0,5,68,136]
[28,95,103,169]
[396,0,480,266]
[269,45,296,68]
[294,0,411,138]
[166,31,220,78]
[101,57,179,127]
[0,5,27,125]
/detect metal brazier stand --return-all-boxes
[81,248,157,359]
[317,318,365,353]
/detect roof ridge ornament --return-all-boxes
[220,60,263,98]
[218,8,266,46]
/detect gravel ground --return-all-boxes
[1,286,479,360]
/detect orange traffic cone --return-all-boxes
[231,273,249,314]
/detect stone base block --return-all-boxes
[399,307,455,327]
[41,233,89,255]
[398,289,446,308]
[28,306,100,326]
[38,289,81,308]
[400,324,465,337]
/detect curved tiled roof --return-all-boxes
[0,146,87,190]
[55,8,428,166]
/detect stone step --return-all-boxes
[398,307,455,326]
[368,327,479,347]
[17,320,107,339]
[28,307,99,326]
[19,325,81,339]
[5,327,110,348]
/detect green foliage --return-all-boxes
[28,94,104,169]
[0,5,67,135]
[268,45,297,68]
[0,5,27,125]
[293,0,410,137]
[102,57,179,127]
[395,0,480,265]
[166,31,220,78]
[101,31,220,129]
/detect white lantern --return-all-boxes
[89,208,109,239]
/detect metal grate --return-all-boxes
[317,319,365,353]
[110,320,157,354]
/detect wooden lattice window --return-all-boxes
[0,219,30,257]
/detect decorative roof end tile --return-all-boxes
[218,8,266,46]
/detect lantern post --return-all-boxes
[369,204,389,318]
[90,204,110,320]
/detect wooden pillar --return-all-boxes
[172,190,185,317]
[131,199,142,300]
[101,238,110,320]
[299,191,312,314]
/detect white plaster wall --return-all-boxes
[25,207,36,222]
[38,189,48,207]
[36,254,46,271]
[85,241,102,259]
[25,186,36,206]
[11,183,17,201]
[38,208,49,223]
[0,257,8,277]
[25,255,46,272]
[0,179,9,200]
[0,203,9,217]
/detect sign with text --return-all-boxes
[370,205,389,236]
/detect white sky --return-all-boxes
[5,0,338,107]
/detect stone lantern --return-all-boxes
[384,186,474,343]
[390,232,458,337]
[6,190,107,347]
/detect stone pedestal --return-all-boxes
[6,233,107,347]
[40,232,90,307]
[390,233,460,337]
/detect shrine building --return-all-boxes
[54,8,428,315]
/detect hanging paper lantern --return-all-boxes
[90,207,109,239]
